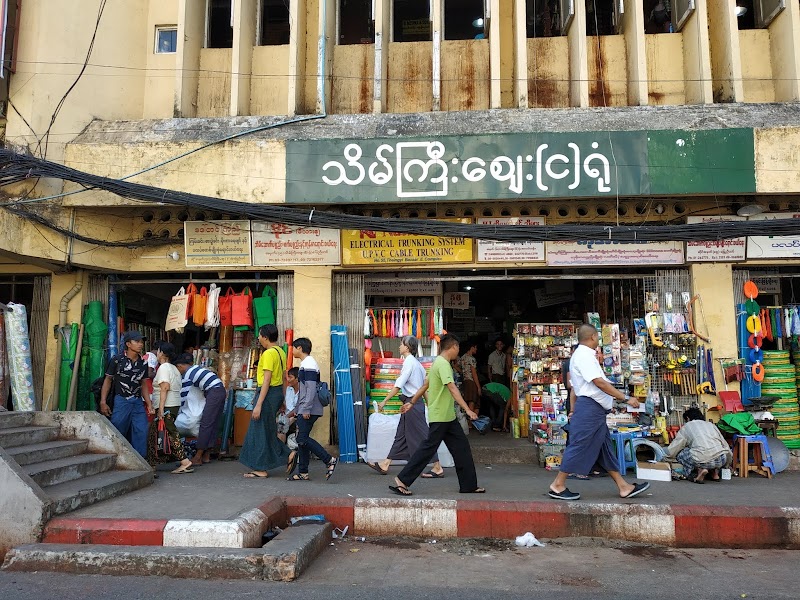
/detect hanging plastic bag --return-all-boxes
[253,285,277,330]
[184,283,198,318]
[193,286,208,327]
[165,287,189,333]
[218,287,235,327]
[205,283,221,330]
[231,286,254,329]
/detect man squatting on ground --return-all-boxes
[548,324,651,501]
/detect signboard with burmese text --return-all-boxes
[184,220,252,267]
[546,240,684,266]
[685,216,746,262]
[476,217,546,262]
[746,213,800,259]
[251,222,340,266]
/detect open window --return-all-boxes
[737,0,786,30]
[671,0,694,32]
[393,0,432,42]
[259,0,291,45]
[644,0,671,34]
[444,0,487,40]
[527,0,567,37]
[586,0,616,36]
[339,0,375,44]
[206,0,233,48]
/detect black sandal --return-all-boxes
[287,473,309,481]
[389,484,413,496]
[326,457,338,480]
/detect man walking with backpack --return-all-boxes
[286,337,338,481]
[99,331,153,458]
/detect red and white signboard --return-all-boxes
[251,222,341,266]
[477,217,546,263]
[685,216,746,262]
[546,240,684,266]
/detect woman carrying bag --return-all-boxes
[147,342,194,474]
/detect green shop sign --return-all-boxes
[285,129,755,203]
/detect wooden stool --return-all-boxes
[732,435,774,479]
[757,420,779,438]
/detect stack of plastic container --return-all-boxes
[762,350,800,449]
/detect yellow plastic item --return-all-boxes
[746,314,762,334]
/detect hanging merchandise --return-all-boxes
[184,283,198,319]
[332,325,357,463]
[193,286,208,327]
[165,286,190,333]
[5,303,36,411]
[218,287,235,327]
[77,301,108,412]
[253,285,277,330]
[206,283,221,330]
[232,287,254,330]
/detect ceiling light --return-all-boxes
[464,286,474,291]
[735,6,747,17]
[654,203,665,215]
[736,203,764,217]
[472,18,484,28]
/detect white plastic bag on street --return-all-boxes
[515,532,545,547]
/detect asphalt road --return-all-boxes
[1,537,796,599]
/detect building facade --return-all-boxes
[3,0,800,441]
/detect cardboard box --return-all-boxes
[636,461,671,482]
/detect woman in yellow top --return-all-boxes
[240,324,291,478]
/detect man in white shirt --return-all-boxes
[487,339,506,385]
[548,324,651,501]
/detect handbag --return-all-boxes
[231,286,254,329]
[165,286,189,332]
[253,285,277,330]
[218,287,235,327]
[156,418,172,456]
[193,286,208,327]
[185,283,198,318]
[205,283,221,330]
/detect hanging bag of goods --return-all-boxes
[205,283,221,330]
[5,303,36,411]
[231,286,254,329]
[218,287,236,327]
[193,286,208,327]
[184,283,198,318]
[165,286,190,333]
[253,285,277,330]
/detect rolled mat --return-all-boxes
[5,303,36,411]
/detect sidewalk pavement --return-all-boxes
[35,459,800,550]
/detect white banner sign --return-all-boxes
[546,240,684,266]
[685,216,746,262]
[747,213,800,259]
[184,220,252,267]
[365,279,443,296]
[251,222,340,266]
[477,217,546,262]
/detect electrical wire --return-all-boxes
[0,148,794,245]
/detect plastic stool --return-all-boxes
[610,431,637,474]
[732,434,775,478]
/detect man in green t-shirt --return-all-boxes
[482,382,511,432]
[389,334,485,496]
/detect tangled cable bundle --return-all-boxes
[0,149,789,246]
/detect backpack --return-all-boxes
[317,381,331,407]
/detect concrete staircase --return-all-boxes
[0,411,153,554]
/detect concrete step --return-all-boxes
[4,440,89,466]
[0,412,34,429]
[0,426,59,449]
[45,470,154,516]
[24,453,118,488]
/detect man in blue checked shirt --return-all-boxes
[174,354,227,467]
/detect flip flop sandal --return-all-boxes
[366,462,388,475]
[286,451,298,474]
[421,470,445,478]
[325,457,338,480]
[243,471,268,478]
[287,473,310,481]
[621,482,650,499]
[459,488,486,493]
[171,466,194,474]
[389,484,413,496]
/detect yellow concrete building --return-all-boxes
[3,0,800,446]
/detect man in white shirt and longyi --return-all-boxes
[548,324,652,501]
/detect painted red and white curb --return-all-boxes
[41,497,800,549]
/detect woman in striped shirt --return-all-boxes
[174,354,227,467]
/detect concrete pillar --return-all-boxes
[373,0,390,113]
[706,0,743,102]
[292,266,333,442]
[316,0,336,113]
[43,271,90,411]
[431,0,443,111]
[287,0,308,115]
[621,0,647,105]
[769,0,800,101]
[489,0,502,108]
[682,1,713,104]
[512,0,528,108]
[689,263,740,412]
[231,0,257,116]
[568,0,589,107]
[175,0,205,117]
